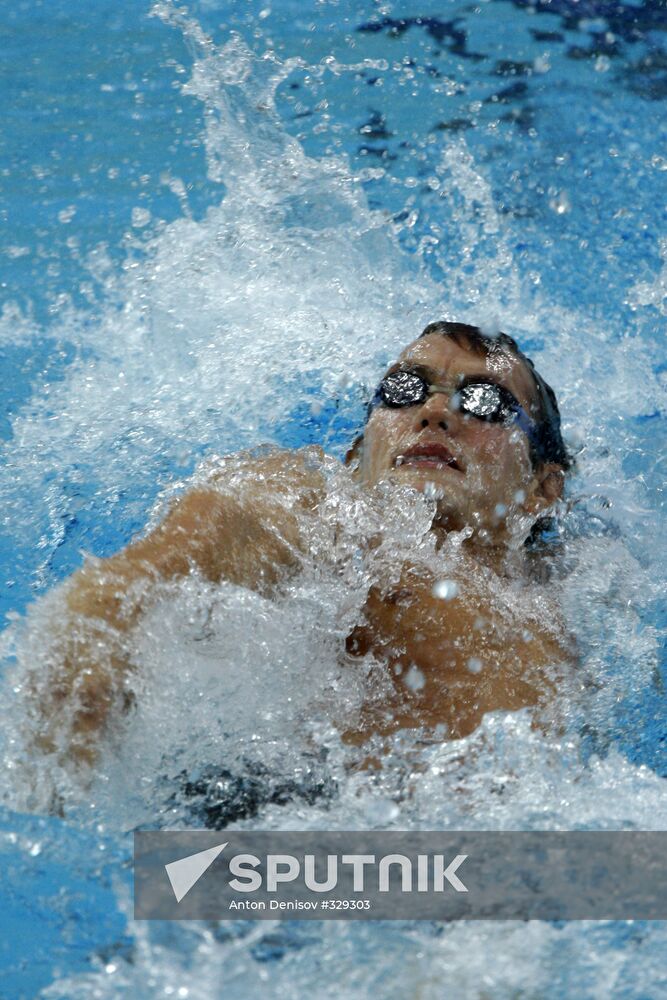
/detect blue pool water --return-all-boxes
[1,1,666,996]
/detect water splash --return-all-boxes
[1,5,666,997]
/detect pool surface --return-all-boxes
[1,1,666,997]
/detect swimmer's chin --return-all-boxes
[367,469,473,525]
[384,464,460,498]
[370,469,456,504]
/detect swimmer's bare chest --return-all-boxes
[344,562,567,741]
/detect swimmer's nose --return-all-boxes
[416,390,460,433]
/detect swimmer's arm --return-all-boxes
[70,445,327,607]
[34,450,325,765]
[68,479,313,614]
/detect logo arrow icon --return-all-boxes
[165,842,228,903]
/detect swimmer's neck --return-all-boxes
[430,521,528,577]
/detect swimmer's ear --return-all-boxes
[345,434,364,479]
[523,463,565,514]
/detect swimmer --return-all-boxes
[29,321,575,767]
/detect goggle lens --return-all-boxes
[454,382,512,423]
[378,370,428,407]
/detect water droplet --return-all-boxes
[549,191,571,215]
[57,205,77,224]
[366,798,401,823]
[423,481,443,500]
[132,207,151,228]
[432,579,459,600]
[404,665,425,691]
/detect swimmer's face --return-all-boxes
[359,334,562,536]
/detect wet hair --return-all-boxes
[418,320,571,471]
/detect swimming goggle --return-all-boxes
[370,368,539,445]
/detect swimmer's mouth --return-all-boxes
[395,444,464,472]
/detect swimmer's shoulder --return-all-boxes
[130,445,333,590]
[195,444,330,513]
